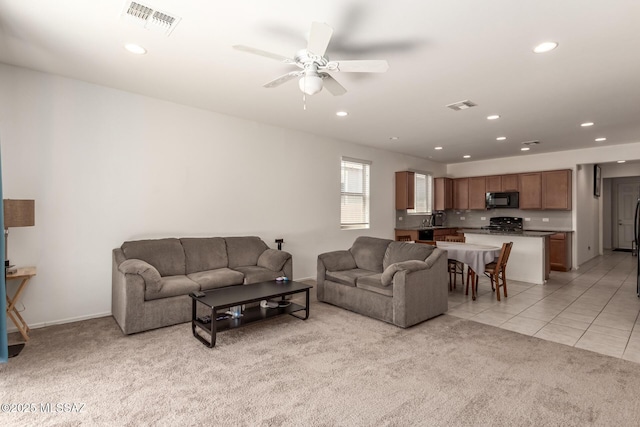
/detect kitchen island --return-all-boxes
[460,229,555,285]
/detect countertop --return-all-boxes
[460,229,556,237]
[395,226,458,230]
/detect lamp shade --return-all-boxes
[3,199,35,228]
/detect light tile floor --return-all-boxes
[447,250,640,363]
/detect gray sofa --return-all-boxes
[112,236,292,334]
[317,236,448,328]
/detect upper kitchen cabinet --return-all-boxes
[434,177,453,211]
[502,174,519,191]
[542,169,572,210]
[519,172,542,209]
[395,171,415,210]
[486,176,502,192]
[468,176,487,210]
[453,178,469,210]
[486,174,519,192]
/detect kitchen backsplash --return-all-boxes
[396,209,573,231]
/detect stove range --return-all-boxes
[481,217,523,233]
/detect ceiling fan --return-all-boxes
[233,22,389,96]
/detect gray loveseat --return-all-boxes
[112,236,292,334]
[317,236,447,328]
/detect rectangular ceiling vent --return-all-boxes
[121,1,181,36]
[522,140,541,146]
[446,100,477,111]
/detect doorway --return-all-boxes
[614,181,640,251]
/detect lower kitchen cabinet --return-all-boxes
[550,232,572,271]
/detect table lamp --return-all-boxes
[3,199,35,274]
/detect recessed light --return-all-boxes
[617,160,626,163]
[521,147,530,151]
[463,155,471,159]
[496,136,507,141]
[595,137,607,142]
[434,146,443,150]
[487,115,500,120]
[336,111,348,117]
[389,136,399,141]
[125,43,147,55]
[533,41,558,53]
[581,122,594,127]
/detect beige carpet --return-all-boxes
[3,292,640,426]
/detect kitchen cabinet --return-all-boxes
[395,229,419,241]
[502,174,519,191]
[453,178,469,210]
[468,176,487,210]
[542,170,572,210]
[395,171,415,210]
[486,176,502,192]
[550,232,572,271]
[519,172,542,209]
[434,177,453,211]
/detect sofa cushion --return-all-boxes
[318,250,357,271]
[326,269,377,287]
[122,238,185,277]
[257,249,290,272]
[383,241,435,270]
[381,260,429,287]
[226,237,269,268]
[145,275,199,301]
[356,274,393,297]
[118,259,162,293]
[187,268,244,291]
[181,237,228,274]
[349,236,393,273]
[234,266,284,284]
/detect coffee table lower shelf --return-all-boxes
[190,280,312,348]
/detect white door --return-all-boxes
[617,183,639,249]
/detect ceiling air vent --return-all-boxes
[522,140,541,146]
[121,1,181,36]
[446,100,477,111]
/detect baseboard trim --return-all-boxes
[7,311,112,333]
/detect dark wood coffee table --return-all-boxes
[190,280,312,347]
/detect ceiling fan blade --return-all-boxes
[233,45,294,64]
[307,22,333,56]
[327,60,389,73]
[322,74,347,96]
[263,71,302,88]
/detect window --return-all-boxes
[341,157,371,229]
[408,172,433,214]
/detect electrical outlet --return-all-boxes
[460,216,465,220]
[399,216,403,221]
[542,218,550,222]
[524,218,531,221]
[481,217,486,220]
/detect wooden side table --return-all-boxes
[5,266,37,341]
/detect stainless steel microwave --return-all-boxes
[486,192,519,209]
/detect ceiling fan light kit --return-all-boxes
[234,21,389,97]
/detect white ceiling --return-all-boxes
[1,0,639,164]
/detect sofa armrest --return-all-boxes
[381,260,428,286]
[118,259,162,293]
[390,248,448,327]
[257,249,292,272]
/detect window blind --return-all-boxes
[341,158,371,229]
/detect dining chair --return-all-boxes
[444,235,465,290]
[483,241,513,301]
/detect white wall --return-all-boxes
[0,63,445,329]
[575,164,600,263]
